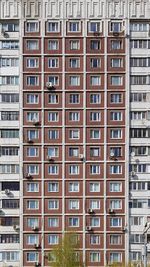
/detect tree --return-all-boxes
[49,233,84,267]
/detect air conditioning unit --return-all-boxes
[32,119,40,126]
[122,226,127,232]
[47,155,54,161]
[32,225,39,231]
[46,82,53,89]
[27,138,34,143]
[110,151,115,158]
[35,262,40,267]
[130,171,136,177]
[88,208,94,214]
[86,226,92,231]
[34,243,40,249]
[25,173,32,179]
[5,189,10,195]
[79,154,84,160]
[13,225,20,230]
[109,208,115,214]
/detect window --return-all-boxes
[27,218,39,228]
[48,58,59,68]
[110,165,122,174]
[110,182,122,192]
[27,234,38,245]
[69,129,79,139]
[2,182,19,191]
[48,40,58,50]
[130,252,141,261]
[69,182,79,192]
[110,111,122,121]
[0,58,19,67]
[111,40,122,50]
[90,112,101,121]
[47,22,59,32]
[129,182,147,191]
[27,183,39,192]
[69,94,79,104]
[130,58,150,67]
[69,22,80,32]
[27,147,39,157]
[48,76,59,85]
[0,164,19,174]
[0,130,19,139]
[27,200,39,209]
[110,200,122,209]
[130,40,150,49]
[91,76,101,86]
[111,58,122,68]
[70,76,80,86]
[69,165,79,175]
[0,147,19,156]
[90,129,100,139]
[90,218,100,227]
[48,235,59,245]
[0,76,19,85]
[90,182,100,192]
[27,76,39,86]
[90,252,100,262]
[0,252,19,262]
[130,93,147,102]
[69,217,79,227]
[27,94,39,104]
[90,147,100,157]
[0,234,19,244]
[48,165,58,174]
[48,200,59,210]
[27,112,39,122]
[90,165,100,174]
[47,147,58,157]
[129,199,149,208]
[70,40,80,50]
[69,147,79,157]
[110,93,122,103]
[90,200,100,209]
[90,93,101,104]
[110,147,122,157]
[27,40,39,50]
[110,22,122,32]
[27,252,38,262]
[110,129,122,139]
[131,75,147,85]
[0,41,19,49]
[111,76,122,85]
[130,128,149,138]
[110,235,122,245]
[2,22,19,32]
[27,58,39,68]
[2,96,11,107]
[130,22,148,32]
[130,216,144,226]
[1,111,19,121]
[26,22,39,32]
[48,112,58,122]
[49,94,59,104]
[69,200,79,210]
[130,111,146,120]
[130,234,144,244]
[48,182,59,192]
[69,112,79,121]
[2,199,19,209]
[110,218,122,227]
[90,58,101,68]
[89,22,101,32]
[27,165,39,174]
[27,130,39,140]
[110,253,122,263]
[48,218,59,227]
[90,40,100,50]
[90,235,100,245]
[49,130,59,140]
[70,58,80,68]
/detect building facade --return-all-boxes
[0,0,150,266]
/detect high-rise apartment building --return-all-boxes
[0,0,150,266]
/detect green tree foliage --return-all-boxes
[49,233,84,267]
